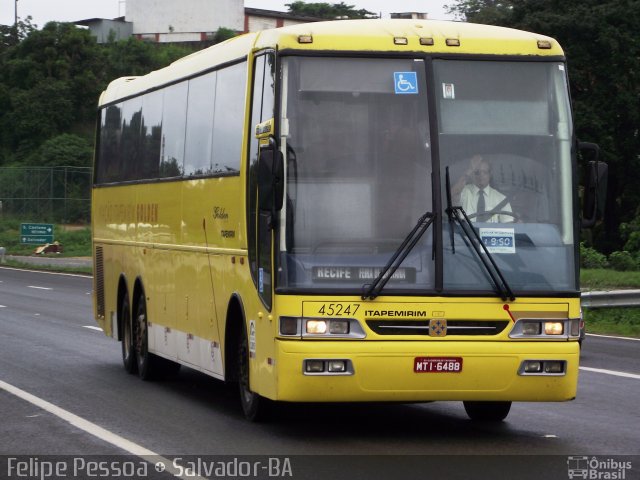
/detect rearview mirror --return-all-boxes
[580,142,607,228]
[257,139,284,213]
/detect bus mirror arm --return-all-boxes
[258,137,285,215]
[579,142,607,228]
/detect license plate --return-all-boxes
[414,357,463,373]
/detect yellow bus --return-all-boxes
[92,19,605,422]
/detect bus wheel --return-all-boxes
[121,293,137,374]
[463,401,511,422]
[238,321,268,421]
[134,293,155,381]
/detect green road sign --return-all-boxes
[20,223,54,245]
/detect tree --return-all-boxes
[0,21,198,168]
[30,134,93,168]
[285,1,377,19]
[0,16,36,51]
[445,0,640,253]
[212,27,237,44]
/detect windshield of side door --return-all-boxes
[278,56,434,293]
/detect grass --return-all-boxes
[579,269,640,337]
[581,268,640,290]
[0,218,91,256]
[582,307,640,338]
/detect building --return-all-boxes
[77,1,323,44]
[244,7,322,33]
[75,17,133,43]
[390,12,429,20]
[126,0,243,43]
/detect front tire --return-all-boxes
[463,401,511,422]
[238,321,269,421]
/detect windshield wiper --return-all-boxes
[361,211,435,300]
[445,167,515,301]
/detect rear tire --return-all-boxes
[238,321,269,421]
[463,401,511,422]
[134,292,157,381]
[121,293,137,374]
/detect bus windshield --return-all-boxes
[278,56,576,295]
[279,56,434,293]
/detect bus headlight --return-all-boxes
[522,322,541,335]
[306,319,328,335]
[509,319,571,339]
[544,321,564,335]
[306,318,352,336]
[278,317,365,338]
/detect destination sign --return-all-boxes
[312,266,415,283]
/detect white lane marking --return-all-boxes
[0,379,205,480]
[0,266,91,279]
[28,286,53,291]
[586,333,640,342]
[0,305,6,308]
[579,366,640,380]
[83,326,103,332]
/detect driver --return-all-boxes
[454,155,513,223]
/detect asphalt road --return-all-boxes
[1,267,638,480]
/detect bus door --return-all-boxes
[248,51,276,309]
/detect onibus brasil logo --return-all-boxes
[567,456,633,479]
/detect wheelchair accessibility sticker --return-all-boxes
[394,72,418,94]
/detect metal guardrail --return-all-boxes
[581,290,640,308]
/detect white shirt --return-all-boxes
[460,184,513,223]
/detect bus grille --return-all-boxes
[366,320,510,336]
[95,246,105,319]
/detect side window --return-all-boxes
[97,104,123,184]
[184,72,217,176]
[120,98,143,181]
[212,62,247,173]
[161,82,188,178]
[140,90,164,180]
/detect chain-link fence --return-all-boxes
[0,166,92,223]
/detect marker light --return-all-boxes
[544,322,564,335]
[420,37,434,46]
[394,37,408,45]
[537,40,552,49]
[446,38,461,47]
[570,319,580,337]
[298,35,313,44]
[279,317,300,336]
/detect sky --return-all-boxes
[1,0,455,28]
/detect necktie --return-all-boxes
[477,189,486,218]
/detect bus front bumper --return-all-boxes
[272,339,579,403]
